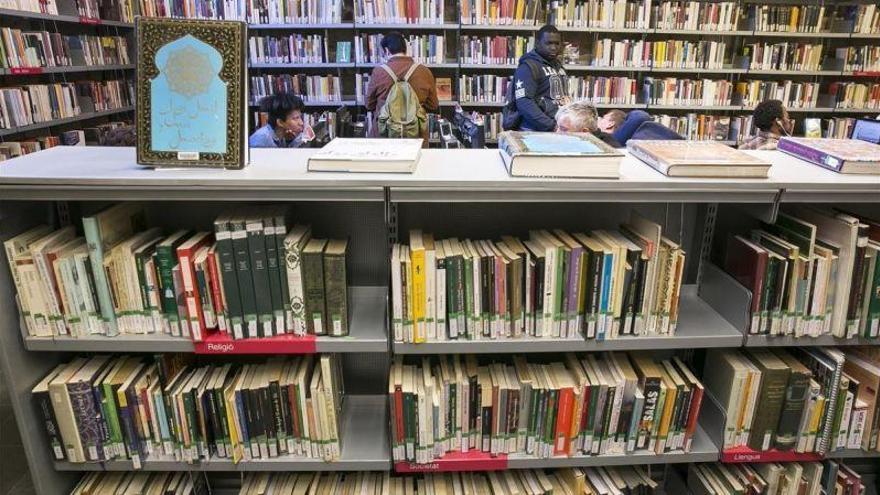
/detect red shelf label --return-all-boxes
[852,71,880,77]
[721,447,823,464]
[79,16,102,24]
[193,333,317,354]
[10,67,44,75]
[394,452,508,473]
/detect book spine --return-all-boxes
[82,217,117,335]
[748,366,790,451]
[232,220,259,339]
[264,221,286,334]
[274,224,292,332]
[777,139,842,172]
[216,223,244,339]
[324,250,349,337]
[67,381,103,462]
[101,383,123,459]
[35,389,66,460]
[178,243,207,342]
[284,237,308,337]
[155,245,181,336]
[774,369,810,450]
[247,220,274,338]
[303,248,327,335]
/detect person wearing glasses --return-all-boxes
[739,99,794,151]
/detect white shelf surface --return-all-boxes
[394,285,742,354]
[756,150,880,202]
[22,287,388,353]
[54,395,390,472]
[0,146,792,203]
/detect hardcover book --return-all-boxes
[498,132,623,179]
[435,77,453,101]
[308,138,423,173]
[777,137,880,174]
[136,17,248,169]
[627,140,772,178]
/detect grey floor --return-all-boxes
[0,368,35,495]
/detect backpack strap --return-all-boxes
[380,63,399,82]
[402,62,421,82]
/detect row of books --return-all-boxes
[0,80,131,130]
[642,78,733,107]
[390,352,704,463]
[588,39,727,70]
[746,42,824,72]
[567,76,636,105]
[829,82,880,111]
[652,113,739,143]
[461,35,533,66]
[136,0,247,20]
[355,33,447,64]
[706,347,880,458]
[0,0,131,19]
[0,31,129,69]
[250,73,370,104]
[652,0,739,32]
[71,472,208,495]
[838,46,880,73]
[546,0,650,29]
[686,460,865,495]
[0,121,132,161]
[722,207,880,339]
[393,220,683,344]
[461,0,541,26]
[33,354,344,464]
[5,204,352,341]
[457,74,510,104]
[749,5,834,34]
[248,34,328,64]
[736,80,821,110]
[354,0,447,24]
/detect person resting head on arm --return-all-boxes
[597,109,626,134]
[249,93,310,148]
[739,99,793,151]
[555,101,622,147]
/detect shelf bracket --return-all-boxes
[54,200,71,227]
[695,202,718,291]
[385,187,398,246]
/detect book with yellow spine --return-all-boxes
[409,230,427,343]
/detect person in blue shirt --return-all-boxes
[249,93,306,148]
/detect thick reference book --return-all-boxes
[627,140,772,178]
[136,17,248,169]
[777,137,880,174]
[497,131,623,179]
[307,138,423,173]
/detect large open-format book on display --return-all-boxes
[136,18,248,169]
[498,131,624,178]
[778,137,880,174]
[627,140,772,178]
[307,138,423,173]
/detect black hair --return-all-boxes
[536,24,560,42]
[380,31,407,55]
[752,99,785,132]
[261,93,304,128]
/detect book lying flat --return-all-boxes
[307,138,423,173]
[778,137,880,174]
[627,140,772,178]
[497,131,623,178]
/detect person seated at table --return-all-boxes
[739,99,793,150]
[555,101,621,147]
[249,93,309,148]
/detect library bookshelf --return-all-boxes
[2,146,880,493]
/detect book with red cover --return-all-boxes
[723,235,768,333]
[176,232,214,341]
[778,137,880,174]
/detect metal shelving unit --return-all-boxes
[0,7,134,27]
[4,147,880,492]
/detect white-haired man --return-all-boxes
[555,101,622,147]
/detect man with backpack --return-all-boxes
[365,32,439,143]
[503,25,569,132]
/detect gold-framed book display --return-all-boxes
[136,17,248,169]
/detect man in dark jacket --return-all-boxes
[512,25,569,131]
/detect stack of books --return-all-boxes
[568,76,638,105]
[653,0,740,30]
[737,80,821,110]
[457,74,511,104]
[549,0,652,29]
[746,42,824,72]
[460,35,534,65]
[390,353,705,463]
[687,459,867,494]
[643,77,733,106]
[71,472,209,494]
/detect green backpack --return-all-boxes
[378,62,427,139]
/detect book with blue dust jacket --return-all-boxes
[136,17,248,169]
[498,131,624,178]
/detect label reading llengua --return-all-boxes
[178,151,200,160]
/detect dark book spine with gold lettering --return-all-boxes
[323,242,349,337]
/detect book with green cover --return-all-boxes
[230,216,258,338]
[246,215,274,337]
[155,230,191,337]
[214,215,244,339]
[264,208,286,333]
[323,239,349,337]
[302,239,328,335]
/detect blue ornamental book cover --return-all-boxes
[136,17,248,169]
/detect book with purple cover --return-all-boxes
[778,137,880,174]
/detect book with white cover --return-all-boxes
[307,138,422,173]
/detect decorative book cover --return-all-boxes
[136,17,248,169]
[627,140,771,178]
[499,131,621,157]
[497,131,623,178]
[778,137,880,174]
